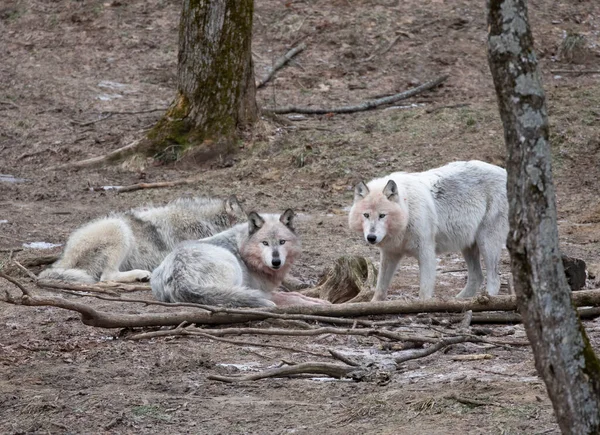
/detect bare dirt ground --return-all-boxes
[1,0,600,433]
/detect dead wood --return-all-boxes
[37,279,151,294]
[129,325,441,343]
[207,362,356,382]
[0,271,31,296]
[256,43,306,88]
[446,394,500,407]
[5,285,600,329]
[20,255,59,267]
[301,255,377,303]
[128,326,328,357]
[395,336,473,364]
[264,75,448,115]
[450,354,494,361]
[89,176,202,193]
[49,138,142,171]
[329,349,361,367]
[550,69,600,74]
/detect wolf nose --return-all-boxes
[367,234,377,244]
[272,258,281,268]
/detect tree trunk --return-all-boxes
[487,1,600,433]
[146,0,258,163]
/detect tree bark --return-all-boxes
[487,1,600,433]
[145,0,258,162]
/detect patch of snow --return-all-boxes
[22,242,63,250]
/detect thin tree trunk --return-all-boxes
[487,1,600,433]
[145,0,258,162]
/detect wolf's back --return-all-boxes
[150,245,275,308]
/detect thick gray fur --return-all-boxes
[39,196,245,283]
[151,213,298,308]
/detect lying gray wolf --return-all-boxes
[151,209,329,307]
[349,160,509,301]
[39,196,245,283]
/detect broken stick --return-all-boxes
[49,138,142,171]
[89,177,202,194]
[207,362,355,382]
[264,75,448,115]
[256,43,306,89]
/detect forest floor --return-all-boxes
[1,0,600,433]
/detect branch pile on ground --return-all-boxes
[2,263,600,383]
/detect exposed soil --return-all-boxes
[1,0,600,434]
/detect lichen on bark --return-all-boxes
[487,0,600,433]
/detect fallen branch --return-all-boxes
[0,271,31,296]
[451,354,494,361]
[395,336,472,364]
[89,176,202,194]
[128,325,441,343]
[207,362,355,382]
[49,139,142,171]
[257,43,306,89]
[550,69,600,75]
[4,286,600,328]
[37,279,150,294]
[264,75,448,115]
[128,326,328,357]
[446,394,500,407]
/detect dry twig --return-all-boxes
[264,75,448,115]
[89,176,202,194]
[257,43,306,88]
[49,139,142,171]
[207,362,355,382]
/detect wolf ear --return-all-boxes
[247,212,265,236]
[383,180,399,202]
[225,195,246,219]
[279,209,296,232]
[354,181,369,202]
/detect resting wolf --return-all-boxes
[39,196,245,284]
[349,160,509,300]
[151,209,329,307]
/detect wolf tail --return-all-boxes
[151,266,275,308]
[174,285,275,308]
[38,267,96,284]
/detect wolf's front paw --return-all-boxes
[134,270,152,282]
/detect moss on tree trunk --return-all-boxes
[145,0,258,163]
[487,0,600,433]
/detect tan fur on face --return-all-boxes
[349,190,409,245]
[240,218,301,285]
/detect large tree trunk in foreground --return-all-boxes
[146,0,258,162]
[487,1,600,433]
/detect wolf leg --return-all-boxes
[101,269,152,283]
[417,243,437,299]
[372,250,403,301]
[271,292,331,306]
[456,244,484,298]
[98,238,151,283]
[478,233,503,296]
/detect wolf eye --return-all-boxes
[279,240,286,245]
[262,241,269,246]
[363,213,370,218]
[379,214,386,219]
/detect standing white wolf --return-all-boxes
[39,196,245,284]
[349,160,509,301]
[151,209,329,307]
